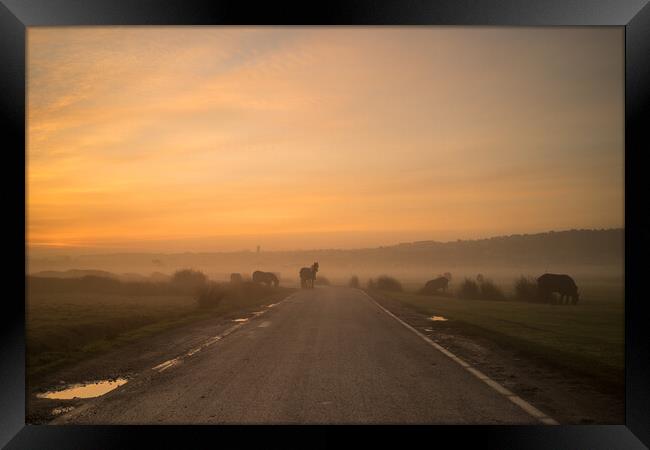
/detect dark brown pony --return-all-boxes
[537,273,579,304]
[252,271,279,287]
[299,262,319,289]
[422,276,449,294]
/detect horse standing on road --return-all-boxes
[299,262,319,289]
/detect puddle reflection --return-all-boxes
[37,379,128,400]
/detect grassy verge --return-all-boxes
[372,290,624,387]
[27,286,294,380]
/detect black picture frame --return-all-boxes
[2,1,649,448]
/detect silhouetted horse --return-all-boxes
[252,271,279,287]
[299,262,319,289]
[537,273,579,305]
[423,276,449,294]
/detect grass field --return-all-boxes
[376,282,624,387]
[27,284,293,380]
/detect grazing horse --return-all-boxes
[299,262,319,289]
[252,270,279,287]
[423,276,449,294]
[537,273,579,305]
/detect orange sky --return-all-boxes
[27,27,624,252]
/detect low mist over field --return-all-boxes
[28,228,623,286]
[25,27,625,425]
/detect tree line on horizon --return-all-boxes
[29,229,623,271]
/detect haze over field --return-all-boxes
[28,229,624,288]
[26,27,626,427]
[28,27,623,254]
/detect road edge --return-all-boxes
[49,291,301,424]
[361,290,559,425]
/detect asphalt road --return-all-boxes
[55,287,540,424]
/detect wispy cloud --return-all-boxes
[27,27,623,251]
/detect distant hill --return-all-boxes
[149,271,172,282]
[375,228,623,267]
[27,229,623,279]
[31,269,119,279]
[31,269,172,283]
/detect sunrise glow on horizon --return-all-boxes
[27,27,624,252]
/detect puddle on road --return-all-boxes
[429,316,448,321]
[37,379,128,400]
[232,318,249,323]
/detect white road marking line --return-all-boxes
[258,321,271,328]
[152,357,182,372]
[204,335,223,346]
[150,292,298,373]
[361,291,559,425]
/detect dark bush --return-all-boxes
[348,275,360,288]
[376,275,403,292]
[171,269,208,293]
[230,273,243,283]
[479,279,506,301]
[514,276,539,302]
[457,278,480,299]
[196,282,226,309]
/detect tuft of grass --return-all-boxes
[456,277,505,301]
[196,282,226,309]
[514,276,540,302]
[375,275,403,292]
[479,279,506,301]
[457,278,480,300]
[171,268,208,294]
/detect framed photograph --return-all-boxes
[2,0,649,448]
